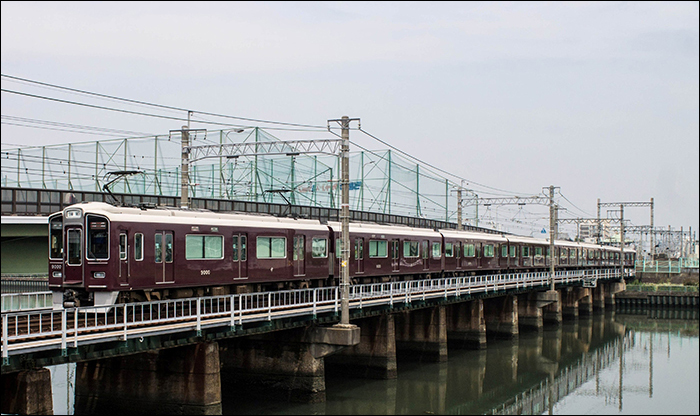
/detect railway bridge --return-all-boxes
[1,268,627,414]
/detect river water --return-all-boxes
[48,308,699,415]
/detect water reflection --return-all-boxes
[47,309,699,415]
[225,311,698,415]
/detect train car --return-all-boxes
[329,222,443,283]
[48,201,333,308]
[48,201,634,309]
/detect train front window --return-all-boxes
[86,215,109,260]
[49,216,63,259]
[67,229,82,265]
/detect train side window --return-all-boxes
[445,242,453,258]
[522,246,530,257]
[165,233,174,263]
[501,245,508,258]
[336,238,342,258]
[257,236,286,259]
[570,249,576,259]
[134,233,143,261]
[233,236,239,261]
[510,246,516,257]
[186,235,223,260]
[119,233,127,260]
[432,242,441,258]
[355,238,364,260]
[455,242,461,259]
[483,244,494,258]
[155,233,162,263]
[464,243,475,257]
[404,241,419,258]
[241,236,247,261]
[312,238,328,258]
[422,241,429,259]
[535,247,543,257]
[369,240,387,258]
[49,216,63,259]
[86,215,109,260]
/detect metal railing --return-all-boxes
[635,258,700,274]
[1,292,53,312]
[624,284,698,294]
[1,268,623,360]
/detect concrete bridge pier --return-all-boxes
[74,341,222,415]
[395,305,448,362]
[1,368,53,415]
[325,314,397,379]
[517,291,558,333]
[446,299,486,349]
[542,290,563,326]
[579,291,594,316]
[605,281,626,310]
[483,295,519,339]
[561,287,591,321]
[219,325,359,403]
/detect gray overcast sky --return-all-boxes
[2,1,698,238]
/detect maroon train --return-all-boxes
[47,201,635,308]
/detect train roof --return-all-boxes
[439,229,509,242]
[327,221,441,238]
[62,201,329,231]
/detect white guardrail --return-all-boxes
[2,269,622,360]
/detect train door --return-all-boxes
[355,237,364,274]
[391,239,400,272]
[422,240,429,270]
[455,242,462,270]
[294,235,306,276]
[119,232,129,285]
[64,227,83,285]
[499,244,509,268]
[232,233,248,279]
[155,230,174,283]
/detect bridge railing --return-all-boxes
[635,258,699,274]
[1,268,626,360]
[1,292,53,312]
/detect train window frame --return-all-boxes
[432,242,442,258]
[119,233,127,260]
[185,234,224,260]
[369,240,388,258]
[445,242,454,258]
[134,233,144,261]
[312,237,328,258]
[85,214,109,261]
[403,240,419,258]
[256,236,287,259]
[67,228,82,266]
[49,215,63,260]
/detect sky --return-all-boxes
[1,1,698,245]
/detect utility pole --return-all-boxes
[328,116,360,327]
[549,185,556,291]
[457,187,463,231]
[620,204,625,279]
[180,125,190,209]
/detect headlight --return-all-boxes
[93,272,106,278]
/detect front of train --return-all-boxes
[48,202,119,309]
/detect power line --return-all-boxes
[2,73,328,130]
